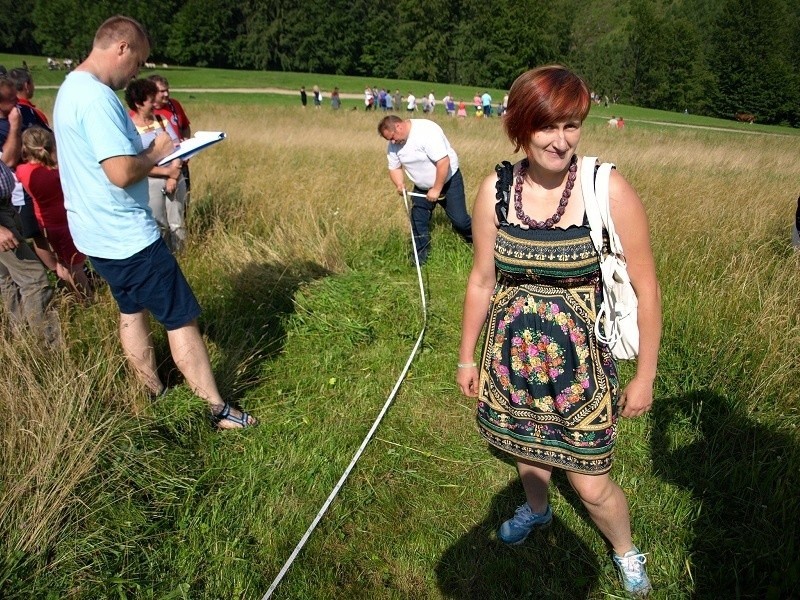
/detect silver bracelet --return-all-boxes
[458,362,477,369]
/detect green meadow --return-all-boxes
[1,57,799,599]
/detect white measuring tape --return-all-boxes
[261,189,427,599]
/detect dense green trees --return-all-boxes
[5,0,799,124]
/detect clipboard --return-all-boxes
[157,131,227,166]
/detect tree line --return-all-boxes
[4,0,799,125]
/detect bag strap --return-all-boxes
[581,156,603,253]
[581,156,619,255]
[595,162,624,256]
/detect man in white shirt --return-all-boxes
[378,116,472,264]
[406,92,416,112]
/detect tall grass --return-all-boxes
[1,103,798,598]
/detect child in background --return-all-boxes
[15,127,93,301]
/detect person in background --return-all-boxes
[125,78,186,254]
[313,85,322,109]
[364,86,374,111]
[16,127,92,301]
[300,86,307,108]
[793,196,800,249]
[445,94,456,116]
[149,74,190,140]
[0,156,61,346]
[481,90,493,117]
[8,68,49,129]
[331,87,341,110]
[148,74,192,199]
[3,72,60,276]
[421,94,430,114]
[457,65,660,597]
[55,15,255,428]
[378,115,472,265]
[406,91,416,112]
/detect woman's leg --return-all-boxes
[566,470,634,555]
[567,470,652,595]
[498,458,554,544]
[517,458,553,513]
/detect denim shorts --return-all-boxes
[90,238,201,330]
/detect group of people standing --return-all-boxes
[125,75,190,253]
[381,66,661,597]
[0,16,256,429]
[2,14,663,595]
[301,85,341,109]
[1,66,72,346]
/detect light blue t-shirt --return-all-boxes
[54,71,160,259]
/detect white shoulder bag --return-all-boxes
[581,156,639,360]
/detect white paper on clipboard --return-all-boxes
[157,131,227,165]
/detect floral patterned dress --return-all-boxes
[476,161,619,474]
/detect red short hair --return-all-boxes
[503,65,591,154]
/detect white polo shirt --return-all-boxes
[386,119,458,190]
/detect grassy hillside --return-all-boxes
[4,51,797,135]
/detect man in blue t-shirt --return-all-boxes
[54,16,255,429]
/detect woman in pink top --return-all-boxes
[16,127,92,301]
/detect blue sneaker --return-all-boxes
[498,503,552,545]
[612,547,652,597]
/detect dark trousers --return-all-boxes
[410,169,472,263]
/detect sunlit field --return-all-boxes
[1,98,798,599]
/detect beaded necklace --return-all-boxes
[514,154,578,228]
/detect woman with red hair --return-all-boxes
[457,65,661,597]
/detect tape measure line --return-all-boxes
[261,190,427,599]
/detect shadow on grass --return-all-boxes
[201,260,331,398]
[435,477,600,600]
[155,259,330,402]
[651,389,800,599]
